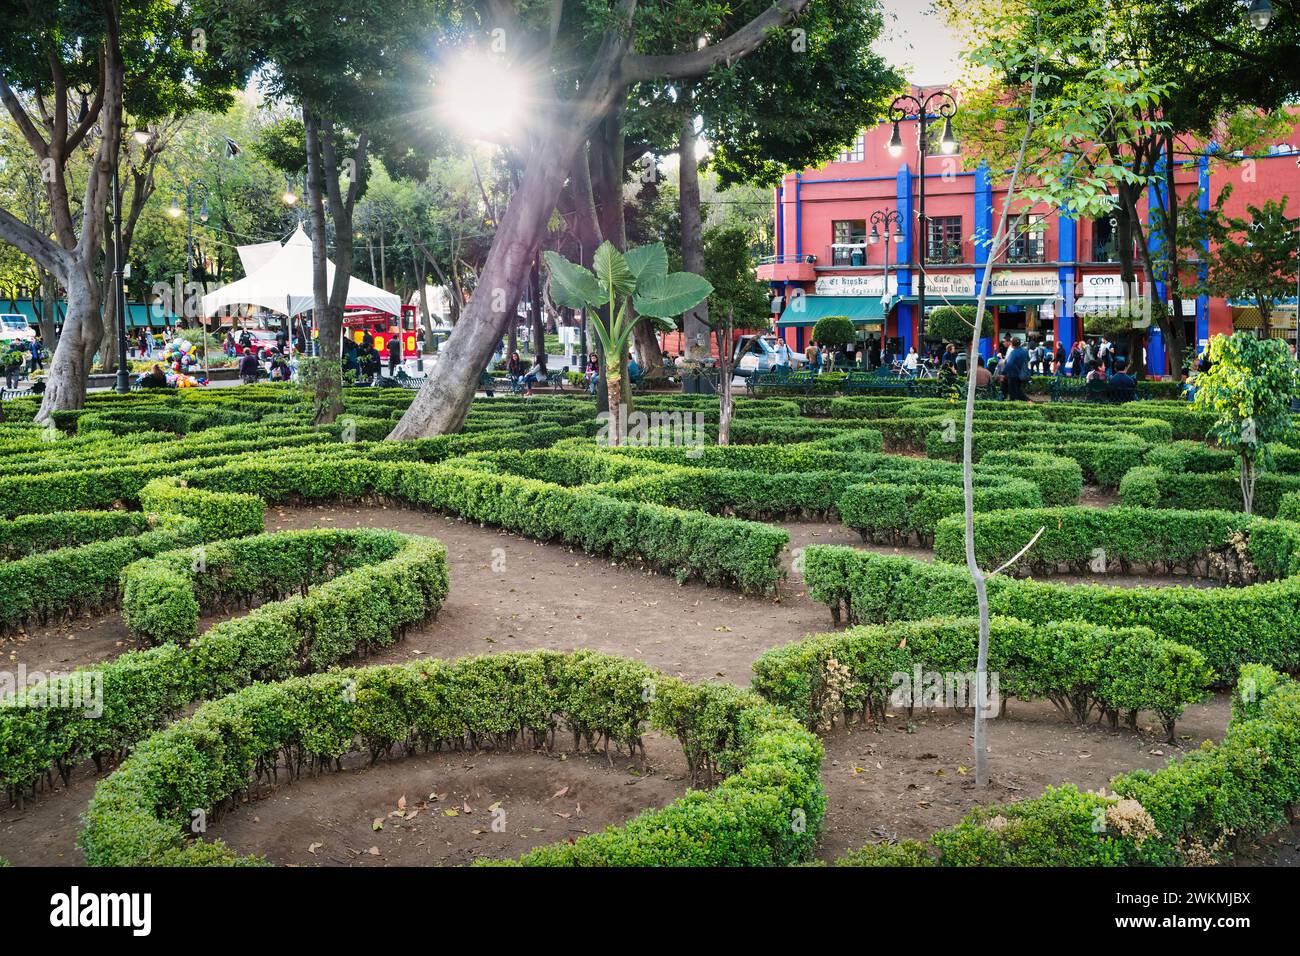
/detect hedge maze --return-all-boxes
[1,384,1298,868]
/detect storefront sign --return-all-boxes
[813,274,898,297]
[922,272,976,297]
[989,270,1059,295]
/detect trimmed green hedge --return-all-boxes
[0,510,151,560]
[78,651,824,867]
[378,462,788,595]
[139,477,265,541]
[1,529,448,802]
[839,666,1300,866]
[934,506,1300,581]
[802,545,1300,681]
[839,479,1042,544]
[121,527,421,646]
[1118,465,1300,516]
[0,518,201,634]
[751,616,1210,740]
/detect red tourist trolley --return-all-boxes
[342,304,418,354]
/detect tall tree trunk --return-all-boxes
[680,94,710,362]
[716,308,734,444]
[41,264,103,415]
[388,117,600,437]
[303,104,366,423]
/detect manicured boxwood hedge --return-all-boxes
[1118,465,1300,516]
[838,478,1042,544]
[838,666,1300,866]
[78,651,824,867]
[120,527,423,646]
[934,506,1300,580]
[801,545,1300,681]
[751,616,1210,740]
[138,477,265,541]
[0,509,151,560]
[1,529,448,803]
[0,517,201,634]
[377,462,788,595]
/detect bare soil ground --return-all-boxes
[205,734,689,867]
[816,693,1233,861]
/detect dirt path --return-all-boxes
[268,503,837,685]
[206,734,689,867]
[816,693,1233,861]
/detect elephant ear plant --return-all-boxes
[546,241,711,445]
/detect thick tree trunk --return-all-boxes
[680,98,710,362]
[388,122,592,438]
[40,266,103,416]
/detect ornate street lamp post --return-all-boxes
[887,91,958,351]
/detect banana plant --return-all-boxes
[545,240,711,445]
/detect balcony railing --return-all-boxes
[831,243,869,267]
[756,253,817,267]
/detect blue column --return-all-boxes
[973,162,993,359]
[1196,154,1211,350]
[775,183,785,259]
[1058,208,1078,354]
[1146,156,1168,376]
[895,164,914,356]
[794,173,803,260]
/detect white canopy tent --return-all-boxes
[202,224,401,319]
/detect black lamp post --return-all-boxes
[168,181,210,301]
[887,91,958,351]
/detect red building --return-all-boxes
[758,86,1300,375]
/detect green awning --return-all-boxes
[896,294,1055,308]
[777,295,886,328]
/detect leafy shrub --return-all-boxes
[801,545,1299,681]
[139,477,265,541]
[78,652,823,867]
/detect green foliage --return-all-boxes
[702,222,771,331]
[811,315,856,350]
[801,546,1300,681]
[1194,332,1299,465]
[139,477,265,541]
[0,520,202,635]
[751,616,1210,738]
[1186,188,1300,320]
[78,652,823,867]
[926,305,992,342]
[1,530,448,798]
[934,506,1300,581]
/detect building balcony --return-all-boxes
[756,253,817,283]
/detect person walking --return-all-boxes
[1054,341,1067,376]
[1003,336,1031,401]
[387,334,402,375]
[238,347,260,385]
